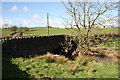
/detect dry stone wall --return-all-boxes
[1,33,119,57]
[1,35,66,57]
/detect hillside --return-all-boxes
[1,27,119,36]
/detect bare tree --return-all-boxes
[62,0,118,49]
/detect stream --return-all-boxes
[95,57,114,63]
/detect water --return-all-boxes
[95,57,113,63]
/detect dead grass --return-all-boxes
[74,55,94,66]
[42,52,68,64]
[89,47,118,57]
[55,55,68,64]
[42,53,56,63]
[67,63,79,75]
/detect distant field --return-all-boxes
[1,27,119,36]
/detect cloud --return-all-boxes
[0,18,13,28]
[0,18,4,26]
[32,14,41,24]
[23,6,29,12]
[50,18,63,25]
[11,5,18,12]
[5,19,13,25]
[23,20,31,25]
[22,14,41,25]
[22,14,63,27]
[0,18,13,25]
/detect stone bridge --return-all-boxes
[1,35,66,57]
[1,33,119,57]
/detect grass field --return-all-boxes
[1,27,119,36]
[2,27,119,78]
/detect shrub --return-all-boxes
[43,53,68,64]
[75,55,94,66]
[43,53,56,63]
[9,26,17,32]
[18,27,29,32]
[90,47,109,57]
[85,62,95,74]
[55,56,68,64]
[67,64,79,75]
[23,27,29,31]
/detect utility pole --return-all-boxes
[47,13,49,35]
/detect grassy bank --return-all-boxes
[97,37,120,47]
[3,54,118,78]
